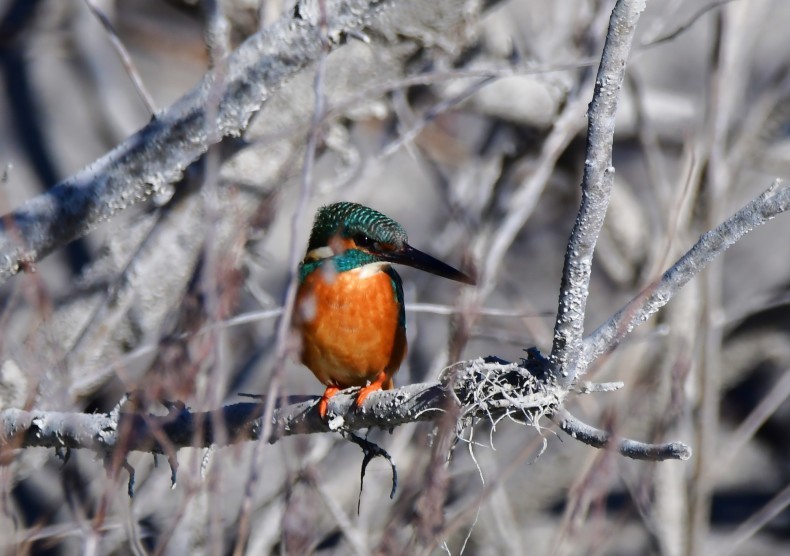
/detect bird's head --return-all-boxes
[303,202,476,285]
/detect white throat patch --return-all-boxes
[305,246,334,261]
[355,262,390,279]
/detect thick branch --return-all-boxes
[0,359,690,462]
[0,383,446,454]
[549,0,646,387]
[0,381,466,458]
[0,0,389,282]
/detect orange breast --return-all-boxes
[295,264,406,389]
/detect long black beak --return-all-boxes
[382,244,476,285]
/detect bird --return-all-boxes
[294,202,476,419]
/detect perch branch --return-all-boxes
[0,359,690,461]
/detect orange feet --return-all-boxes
[354,371,392,410]
[317,373,394,419]
[318,385,340,419]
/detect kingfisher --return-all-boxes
[294,202,475,419]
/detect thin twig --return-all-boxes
[581,179,790,372]
[235,10,331,549]
[83,0,157,115]
[201,0,232,66]
[715,482,790,556]
[717,370,790,472]
[550,409,691,461]
[640,0,740,49]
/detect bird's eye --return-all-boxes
[353,233,380,251]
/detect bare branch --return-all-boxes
[550,0,646,388]
[581,179,790,370]
[550,409,691,461]
[0,358,690,463]
[0,383,447,453]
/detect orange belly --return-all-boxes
[295,264,405,389]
